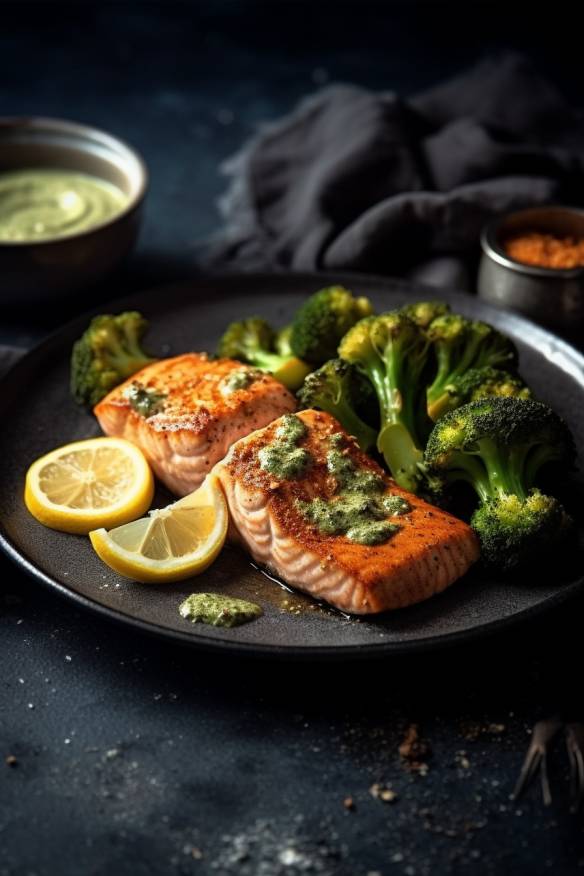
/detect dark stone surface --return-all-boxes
[2,3,584,874]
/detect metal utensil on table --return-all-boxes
[478,206,584,338]
[566,723,584,812]
[513,718,584,810]
[512,718,562,806]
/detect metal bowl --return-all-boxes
[0,116,148,304]
[478,206,584,337]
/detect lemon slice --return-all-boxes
[89,476,228,583]
[25,437,154,534]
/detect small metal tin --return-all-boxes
[478,206,584,337]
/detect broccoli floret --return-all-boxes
[471,492,571,570]
[400,300,450,329]
[425,397,575,570]
[274,325,293,356]
[217,317,311,391]
[428,366,531,421]
[297,359,378,452]
[425,315,518,422]
[338,312,432,492]
[290,286,373,365]
[70,311,156,408]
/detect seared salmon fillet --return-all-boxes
[214,410,480,614]
[94,354,296,496]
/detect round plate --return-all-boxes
[1,272,583,658]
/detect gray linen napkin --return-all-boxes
[203,53,584,290]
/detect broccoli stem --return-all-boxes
[440,451,492,503]
[377,423,425,493]
[365,353,427,491]
[251,350,289,373]
[451,440,529,502]
[428,337,482,406]
[480,441,527,500]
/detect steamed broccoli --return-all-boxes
[425,315,518,422]
[400,300,450,329]
[297,359,378,452]
[338,312,433,492]
[274,325,294,356]
[217,317,311,391]
[70,311,156,408]
[290,286,373,365]
[428,366,531,422]
[424,397,575,570]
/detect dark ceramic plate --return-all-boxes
[1,272,584,658]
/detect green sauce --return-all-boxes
[0,168,129,242]
[222,368,261,394]
[298,434,411,546]
[382,495,411,516]
[124,382,166,417]
[179,593,263,628]
[258,414,312,480]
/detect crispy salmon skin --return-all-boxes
[94,353,296,496]
[215,410,480,614]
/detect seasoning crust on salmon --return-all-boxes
[215,410,480,614]
[94,353,297,496]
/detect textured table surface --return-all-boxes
[2,4,584,875]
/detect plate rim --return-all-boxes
[2,269,584,659]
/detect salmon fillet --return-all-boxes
[94,354,297,496]
[214,410,480,614]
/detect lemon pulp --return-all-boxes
[25,437,154,534]
[89,477,228,583]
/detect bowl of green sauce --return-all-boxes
[0,116,147,303]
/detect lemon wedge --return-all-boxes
[25,437,154,534]
[89,476,228,583]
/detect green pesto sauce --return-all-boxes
[258,414,312,480]
[0,169,129,242]
[222,368,260,394]
[124,382,166,417]
[179,593,263,628]
[382,495,412,516]
[298,434,411,546]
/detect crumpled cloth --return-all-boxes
[203,54,584,290]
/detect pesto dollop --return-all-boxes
[221,368,261,395]
[258,414,312,480]
[124,382,166,417]
[0,169,129,242]
[179,593,263,628]
[300,494,400,545]
[298,434,411,546]
[382,495,411,516]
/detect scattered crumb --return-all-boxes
[455,751,471,770]
[105,748,121,760]
[343,796,355,811]
[5,755,18,767]
[460,720,506,741]
[369,783,397,803]
[399,724,431,774]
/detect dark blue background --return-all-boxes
[2,3,584,874]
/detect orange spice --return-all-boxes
[503,231,584,269]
